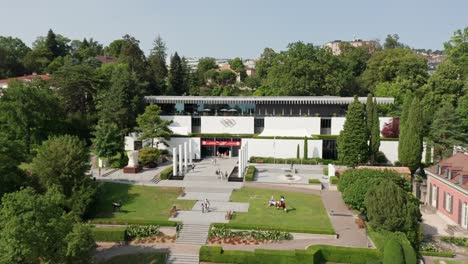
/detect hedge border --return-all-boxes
[91,227,127,242]
[419,251,455,257]
[212,223,335,235]
[329,176,339,185]
[245,165,256,181]
[160,166,173,180]
[89,219,179,226]
[308,179,321,184]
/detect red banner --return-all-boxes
[201,140,241,146]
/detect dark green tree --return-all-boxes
[45,29,69,59]
[430,102,467,161]
[303,137,308,159]
[0,187,95,264]
[30,135,96,216]
[216,69,237,86]
[256,47,277,79]
[383,34,406,49]
[0,134,27,199]
[92,121,122,164]
[118,35,147,75]
[197,57,218,85]
[398,92,413,163]
[148,35,168,94]
[168,52,186,95]
[135,104,172,148]
[365,179,421,237]
[366,95,380,164]
[229,57,246,80]
[103,39,124,57]
[338,96,368,167]
[0,36,30,78]
[399,97,423,173]
[444,27,468,74]
[0,81,62,155]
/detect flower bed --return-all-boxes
[209,226,292,245]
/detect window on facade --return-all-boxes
[444,193,453,213]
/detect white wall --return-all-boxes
[243,138,322,159]
[156,137,201,160]
[331,117,345,135]
[379,141,399,164]
[263,117,321,136]
[201,116,254,134]
[308,140,323,158]
[161,115,192,135]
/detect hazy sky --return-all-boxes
[1,0,466,58]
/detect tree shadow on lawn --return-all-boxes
[88,182,140,219]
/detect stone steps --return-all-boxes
[176,223,210,245]
[166,253,199,264]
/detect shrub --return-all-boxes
[308,179,321,184]
[440,236,468,247]
[209,226,292,240]
[419,251,455,257]
[160,166,173,180]
[245,166,256,181]
[91,227,127,242]
[381,118,400,138]
[329,176,339,185]
[310,245,382,264]
[200,246,255,264]
[323,167,328,175]
[383,239,405,264]
[369,229,416,264]
[138,148,161,165]
[126,225,160,239]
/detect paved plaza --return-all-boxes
[253,163,328,184]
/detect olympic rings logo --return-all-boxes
[220,118,236,127]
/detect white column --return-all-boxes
[239,148,243,177]
[172,148,177,176]
[189,139,192,164]
[184,142,188,172]
[178,145,183,175]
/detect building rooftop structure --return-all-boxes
[145,96,394,105]
[426,153,468,192]
[0,74,51,90]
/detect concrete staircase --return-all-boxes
[166,253,199,264]
[176,223,210,245]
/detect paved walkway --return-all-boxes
[253,163,326,184]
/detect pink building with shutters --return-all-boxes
[425,153,468,231]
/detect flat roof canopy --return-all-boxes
[145,96,394,105]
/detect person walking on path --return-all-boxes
[201,202,206,213]
[204,198,210,212]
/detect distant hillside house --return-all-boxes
[425,153,468,233]
[218,64,241,83]
[324,39,379,55]
[0,73,51,89]
[96,55,118,64]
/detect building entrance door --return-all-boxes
[462,202,468,229]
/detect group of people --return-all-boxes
[268,195,287,211]
[201,198,211,213]
[215,169,229,180]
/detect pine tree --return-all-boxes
[400,97,423,173]
[398,92,413,163]
[338,96,368,167]
[369,98,381,164]
[168,52,186,95]
[366,94,374,134]
[148,35,168,94]
[45,29,60,58]
[303,137,308,159]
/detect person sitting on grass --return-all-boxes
[268,196,276,207]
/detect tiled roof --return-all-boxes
[0,74,51,84]
[426,153,468,192]
[95,55,118,64]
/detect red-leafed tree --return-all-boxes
[381,118,400,138]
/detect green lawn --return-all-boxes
[90,182,196,225]
[98,252,167,264]
[226,187,334,234]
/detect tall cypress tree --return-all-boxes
[400,97,423,173]
[338,96,368,167]
[303,137,308,159]
[398,92,413,163]
[168,52,186,95]
[370,98,381,164]
[45,29,60,59]
[366,94,374,134]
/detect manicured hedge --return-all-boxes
[323,167,328,175]
[419,251,455,257]
[245,165,256,181]
[308,179,321,184]
[92,227,127,242]
[211,223,335,235]
[159,166,173,180]
[310,245,383,264]
[200,245,382,264]
[369,229,417,264]
[383,239,405,264]
[90,219,179,226]
[329,176,339,185]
